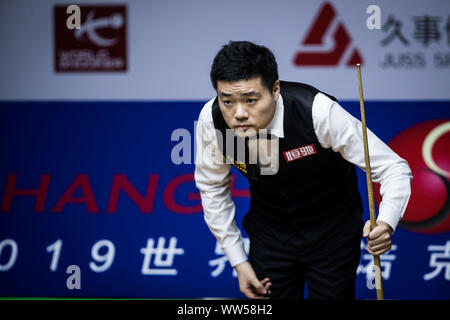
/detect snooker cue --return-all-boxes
[356,63,384,300]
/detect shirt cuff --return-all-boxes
[377,202,401,234]
[223,240,248,267]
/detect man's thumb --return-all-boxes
[253,279,267,295]
[363,220,371,237]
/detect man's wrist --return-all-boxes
[224,241,248,267]
[377,220,394,235]
[234,260,250,275]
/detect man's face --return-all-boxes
[217,77,280,138]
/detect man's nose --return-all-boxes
[235,103,248,120]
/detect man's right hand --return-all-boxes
[234,261,272,299]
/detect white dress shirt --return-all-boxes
[194,92,412,267]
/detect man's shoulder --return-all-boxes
[280,80,338,103]
[280,80,319,92]
[198,97,217,123]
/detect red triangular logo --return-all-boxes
[293,2,363,67]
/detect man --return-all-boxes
[194,41,412,299]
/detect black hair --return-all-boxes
[210,41,279,93]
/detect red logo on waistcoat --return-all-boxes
[283,144,317,163]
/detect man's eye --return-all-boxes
[223,101,232,105]
[247,99,257,104]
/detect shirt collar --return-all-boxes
[264,93,284,138]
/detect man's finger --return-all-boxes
[363,220,371,237]
[253,282,267,296]
[371,248,390,256]
[368,233,390,246]
[368,225,387,240]
[366,245,390,256]
[263,281,272,296]
[368,241,391,252]
[243,289,258,299]
[245,277,267,297]
[260,277,270,286]
[244,287,269,300]
[365,246,379,256]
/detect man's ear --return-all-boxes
[272,80,280,100]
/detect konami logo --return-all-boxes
[293,2,363,67]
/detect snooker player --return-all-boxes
[194,41,412,299]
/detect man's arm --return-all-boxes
[194,101,247,267]
[194,100,270,298]
[312,93,413,254]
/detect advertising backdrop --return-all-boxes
[0,0,449,299]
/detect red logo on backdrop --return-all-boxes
[53,5,127,72]
[374,120,450,234]
[293,2,363,67]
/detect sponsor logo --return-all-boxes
[53,5,127,72]
[293,2,363,67]
[283,144,317,163]
[0,173,249,216]
[374,120,450,234]
[378,12,450,69]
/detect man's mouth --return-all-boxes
[236,125,251,131]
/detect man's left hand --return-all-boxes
[363,220,393,256]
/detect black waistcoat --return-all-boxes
[212,81,363,243]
